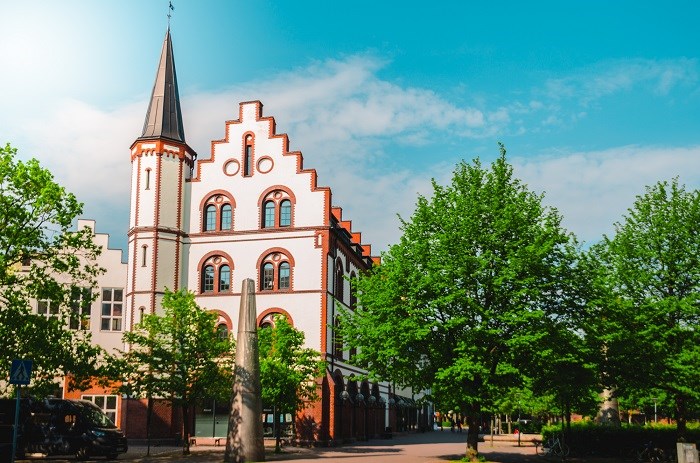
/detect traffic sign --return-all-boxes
[9,359,32,385]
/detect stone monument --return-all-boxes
[224,279,265,462]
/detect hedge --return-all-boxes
[541,422,700,457]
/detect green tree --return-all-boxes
[529,326,600,429]
[592,178,700,438]
[259,314,325,452]
[341,145,580,460]
[0,143,103,396]
[114,289,234,454]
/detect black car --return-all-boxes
[0,398,128,460]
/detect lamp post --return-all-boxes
[341,389,351,440]
[652,397,658,423]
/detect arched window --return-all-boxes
[243,135,253,177]
[333,316,343,359]
[335,261,345,304]
[349,272,357,310]
[262,263,274,290]
[219,265,231,292]
[216,323,229,340]
[199,255,233,295]
[280,200,292,227]
[221,204,232,230]
[259,311,293,329]
[201,194,234,232]
[279,262,290,289]
[258,251,293,292]
[204,205,216,231]
[259,190,294,229]
[263,201,275,228]
[202,265,215,293]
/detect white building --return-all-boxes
[63,29,427,443]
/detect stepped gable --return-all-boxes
[331,206,380,265]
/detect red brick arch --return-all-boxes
[257,307,294,327]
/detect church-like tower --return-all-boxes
[126,29,196,325]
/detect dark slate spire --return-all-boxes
[139,29,186,142]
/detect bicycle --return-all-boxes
[535,435,570,457]
[634,441,665,462]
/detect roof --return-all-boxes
[138,29,186,143]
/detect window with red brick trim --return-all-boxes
[260,190,293,229]
[258,252,293,291]
[201,195,234,232]
[200,255,232,295]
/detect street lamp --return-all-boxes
[652,397,658,423]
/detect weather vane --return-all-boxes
[167,1,174,28]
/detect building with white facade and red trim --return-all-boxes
[66,29,427,444]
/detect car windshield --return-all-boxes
[76,402,116,429]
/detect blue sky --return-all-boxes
[1,0,699,255]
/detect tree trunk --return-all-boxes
[182,403,191,455]
[275,405,282,453]
[676,394,687,441]
[465,405,480,462]
[146,396,153,456]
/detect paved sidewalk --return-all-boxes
[16,431,628,462]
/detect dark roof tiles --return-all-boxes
[138,29,186,143]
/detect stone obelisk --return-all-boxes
[225,279,265,462]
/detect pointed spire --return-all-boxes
[138,29,186,142]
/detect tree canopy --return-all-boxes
[259,314,325,451]
[342,145,584,459]
[113,289,235,454]
[590,178,700,437]
[0,143,103,396]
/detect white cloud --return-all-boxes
[512,145,700,245]
[541,58,699,106]
[3,54,699,255]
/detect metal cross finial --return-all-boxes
[167,1,174,28]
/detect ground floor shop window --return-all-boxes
[195,399,230,438]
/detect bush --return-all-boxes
[541,422,700,457]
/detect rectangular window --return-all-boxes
[82,394,118,425]
[37,299,60,319]
[101,288,123,331]
[70,287,92,330]
[244,145,252,177]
